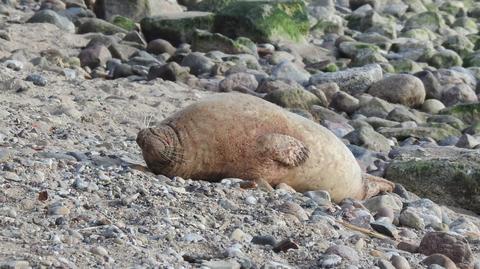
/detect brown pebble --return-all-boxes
[397,241,419,253]
[273,239,299,253]
[390,255,410,269]
[419,232,473,269]
[422,254,458,269]
[369,249,386,258]
[375,207,395,222]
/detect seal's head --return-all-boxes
[136,125,182,174]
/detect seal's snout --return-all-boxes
[136,128,150,149]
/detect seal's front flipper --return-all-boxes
[257,133,310,167]
[361,173,395,200]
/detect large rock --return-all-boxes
[141,12,215,45]
[378,123,461,141]
[264,88,323,110]
[77,18,127,35]
[343,126,392,153]
[441,84,478,107]
[440,103,480,124]
[191,30,256,56]
[94,0,183,21]
[368,74,426,108]
[403,11,446,33]
[27,10,75,33]
[213,0,309,43]
[385,146,480,213]
[419,232,474,269]
[310,64,383,95]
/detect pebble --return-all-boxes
[272,238,299,253]
[25,74,48,86]
[390,255,410,269]
[318,254,342,268]
[230,228,251,242]
[303,190,332,206]
[422,254,457,269]
[375,207,395,223]
[90,246,108,257]
[279,201,309,221]
[378,259,396,269]
[371,221,398,238]
[399,208,425,230]
[5,60,23,71]
[419,232,474,268]
[245,196,257,205]
[325,245,359,263]
[363,195,402,213]
[47,205,70,216]
[251,235,276,246]
[0,260,31,269]
[201,260,241,269]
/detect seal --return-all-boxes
[136,93,393,202]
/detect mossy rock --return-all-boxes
[442,35,475,58]
[213,0,309,43]
[339,41,380,58]
[351,50,388,67]
[453,17,478,34]
[464,51,480,68]
[428,49,463,68]
[311,19,344,37]
[140,12,215,45]
[193,0,236,12]
[110,15,136,31]
[404,11,445,33]
[440,103,480,125]
[390,58,423,73]
[77,18,127,35]
[401,28,438,42]
[439,1,465,16]
[264,88,322,110]
[378,123,461,141]
[385,147,480,213]
[191,29,256,55]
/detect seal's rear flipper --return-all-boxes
[361,173,395,200]
[257,133,310,167]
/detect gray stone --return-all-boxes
[310,64,383,95]
[79,44,112,69]
[180,52,214,76]
[147,39,176,55]
[94,0,183,21]
[325,245,359,263]
[368,74,426,107]
[77,18,127,35]
[219,72,258,92]
[330,91,360,114]
[27,10,75,33]
[343,126,392,153]
[385,147,480,213]
[441,84,478,107]
[421,99,445,114]
[271,61,310,85]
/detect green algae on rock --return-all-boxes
[440,103,480,125]
[110,15,136,31]
[264,88,322,110]
[191,29,257,56]
[385,147,480,213]
[214,0,309,43]
[140,12,215,45]
[404,11,446,33]
[378,123,461,141]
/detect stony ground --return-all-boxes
[0,1,479,269]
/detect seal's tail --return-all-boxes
[361,173,395,200]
